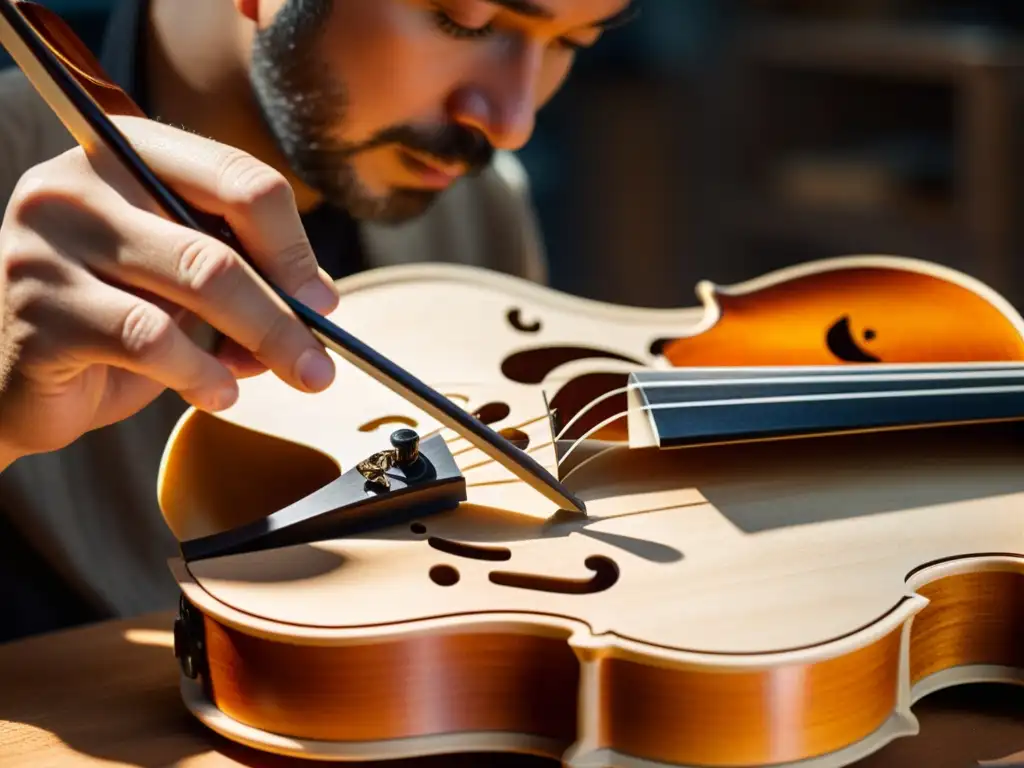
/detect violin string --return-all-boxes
[419,412,550,447]
[557,413,632,467]
[458,440,555,473]
[554,383,634,442]
[551,364,1024,443]
[388,407,559,479]
[554,366,1024,444]
[387,363,1024,488]
[559,443,623,485]
[553,380,1024,467]
[448,417,561,472]
[560,365,1024,406]
[445,414,554,458]
[419,365,1003,448]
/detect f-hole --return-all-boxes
[428,536,512,562]
[498,427,530,451]
[488,555,619,595]
[359,415,418,433]
[508,308,541,333]
[473,402,511,425]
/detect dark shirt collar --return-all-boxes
[96,0,367,281]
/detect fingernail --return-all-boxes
[297,348,335,391]
[207,384,238,411]
[295,276,339,315]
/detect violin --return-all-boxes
[161,255,1024,767]
[3,3,1024,767]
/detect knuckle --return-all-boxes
[253,308,298,362]
[175,237,243,297]
[1,235,58,286]
[217,149,294,213]
[0,231,34,269]
[3,259,48,316]
[120,302,175,360]
[7,152,92,225]
[0,241,64,362]
[274,239,318,283]
[8,164,58,215]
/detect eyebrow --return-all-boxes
[485,0,638,29]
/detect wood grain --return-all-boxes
[909,569,1024,684]
[204,616,580,743]
[598,628,901,766]
[2,612,1024,767]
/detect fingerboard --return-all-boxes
[625,363,1024,449]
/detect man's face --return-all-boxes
[243,0,632,223]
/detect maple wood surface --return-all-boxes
[1,611,1023,768]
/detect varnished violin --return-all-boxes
[4,3,1024,768]
[160,255,1024,768]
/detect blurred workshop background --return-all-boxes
[8,0,1024,309]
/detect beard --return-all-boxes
[247,0,495,224]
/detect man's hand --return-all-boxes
[0,116,340,463]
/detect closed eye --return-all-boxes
[432,6,594,51]
[432,7,495,38]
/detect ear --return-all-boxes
[234,0,259,21]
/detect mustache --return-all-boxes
[351,123,496,174]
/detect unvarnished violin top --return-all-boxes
[161,255,1024,656]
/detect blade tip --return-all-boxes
[565,494,588,516]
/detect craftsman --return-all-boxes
[0,0,634,640]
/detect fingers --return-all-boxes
[62,272,240,413]
[12,157,336,396]
[96,117,340,314]
[99,202,336,393]
[214,337,271,380]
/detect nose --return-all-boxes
[447,42,543,152]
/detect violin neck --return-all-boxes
[625,362,1024,449]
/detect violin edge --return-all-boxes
[705,253,1024,336]
[168,554,1024,767]
[315,253,1024,334]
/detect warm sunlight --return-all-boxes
[122,628,175,648]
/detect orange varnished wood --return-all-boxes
[909,570,1024,685]
[14,1,145,117]
[203,617,581,743]
[597,628,902,766]
[5,611,1024,768]
[159,410,340,542]
[662,268,1024,366]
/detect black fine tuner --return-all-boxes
[390,428,421,467]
